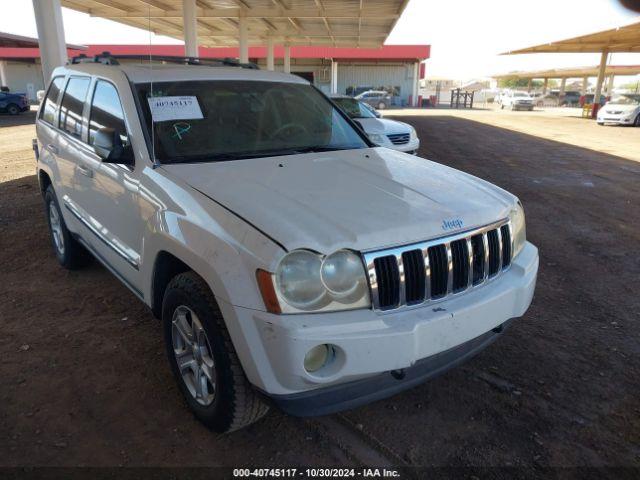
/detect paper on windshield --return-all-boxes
[147,96,203,122]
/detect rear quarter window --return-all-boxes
[39,77,64,126]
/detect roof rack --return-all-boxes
[70,51,259,69]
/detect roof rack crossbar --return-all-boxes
[70,52,259,69]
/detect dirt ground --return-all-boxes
[1,108,639,474]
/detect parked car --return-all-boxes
[500,91,534,111]
[36,56,538,433]
[597,94,640,126]
[355,90,392,110]
[331,94,420,154]
[0,91,29,115]
[559,91,581,106]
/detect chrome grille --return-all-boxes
[387,133,410,145]
[363,220,513,312]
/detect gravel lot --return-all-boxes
[1,108,638,473]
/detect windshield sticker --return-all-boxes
[147,96,203,122]
[172,122,191,140]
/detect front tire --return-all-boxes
[44,186,87,269]
[162,272,269,433]
[377,102,387,110]
[634,114,640,127]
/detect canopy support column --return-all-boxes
[266,37,275,71]
[239,16,249,63]
[182,0,198,57]
[527,78,532,93]
[32,0,67,83]
[559,78,566,103]
[330,60,338,94]
[284,44,291,74]
[542,78,548,94]
[581,77,588,95]
[0,61,7,87]
[592,50,608,118]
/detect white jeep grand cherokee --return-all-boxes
[35,55,538,433]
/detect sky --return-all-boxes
[1,0,639,85]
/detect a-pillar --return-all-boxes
[32,0,67,83]
[183,0,198,57]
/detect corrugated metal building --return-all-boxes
[0,44,429,105]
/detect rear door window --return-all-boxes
[89,80,129,147]
[59,77,91,139]
[40,77,64,126]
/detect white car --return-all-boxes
[500,91,534,111]
[331,95,420,154]
[597,94,640,126]
[35,54,538,433]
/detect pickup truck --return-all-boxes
[35,54,538,433]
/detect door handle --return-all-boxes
[46,144,58,155]
[77,164,94,178]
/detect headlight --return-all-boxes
[409,126,417,140]
[269,249,370,313]
[368,133,387,145]
[509,201,526,258]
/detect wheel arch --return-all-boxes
[150,250,193,318]
[38,169,52,196]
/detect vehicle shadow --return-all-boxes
[0,109,37,128]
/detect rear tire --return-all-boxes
[7,104,20,115]
[634,114,640,127]
[44,186,88,269]
[377,102,386,110]
[162,272,269,433]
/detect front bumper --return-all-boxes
[513,103,533,110]
[597,115,635,125]
[268,320,511,416]
[223,242,538,404]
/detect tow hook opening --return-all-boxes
[390,369,406,380]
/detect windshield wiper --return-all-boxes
[165,146,358,164]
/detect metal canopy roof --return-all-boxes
[493,65,640,80]
[60,0,410,48]
[502,19,640,54]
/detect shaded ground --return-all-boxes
[0,109,638,472]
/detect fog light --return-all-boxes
[304,344,330,373]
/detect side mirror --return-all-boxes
[93,127,133,165]
[374,110,382,118]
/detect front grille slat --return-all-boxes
[364,219,514,313]
[387,133,410,145]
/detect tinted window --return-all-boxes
[40,77,64,126]
[59,77,90,139]
[135,80,368,164]
[89,81,129,146]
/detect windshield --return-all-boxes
[609,95,640,105]
[332,97,377,119]
[135,80,369,163]
[513,92,529,97]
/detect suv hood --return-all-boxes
[357,118,411,135]
[163,148,515,253]
[602,103,638,113]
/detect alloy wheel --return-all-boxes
[48,203,65,255]
[171,305,217,406]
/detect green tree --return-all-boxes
[498,78,556,89]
